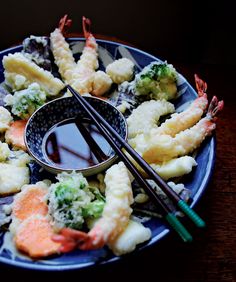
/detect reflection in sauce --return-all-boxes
[43,118,111,169]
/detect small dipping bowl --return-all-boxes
[24,96,128,176]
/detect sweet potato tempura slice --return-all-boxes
[12,185,48,221]
[5,120,27,151]
[11,182,61,258]
[15,215,61,258]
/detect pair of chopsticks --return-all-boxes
[67,85,205,242]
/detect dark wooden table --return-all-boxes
[0,39,235,281]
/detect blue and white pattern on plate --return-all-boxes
[0,39,215,271]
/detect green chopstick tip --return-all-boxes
[166,213,193,243]
[178,200,206,228]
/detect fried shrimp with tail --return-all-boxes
[77,17,98,70]
[50,15,76,82]
[72,16,112,96]
[127,100,175,139]
[151,74,208,137]
[133,96,224,163]
[50,15,112,95]
[53,162,133,252]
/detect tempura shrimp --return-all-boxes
[50,15,94,92]
[127,100,175,139]
[53,162,134,252]
[50,15,112,95]
[76,17,98,70]
[50,15,76,82]
[73,16,112,96]
[151,74,208,137]
[133,96,223,163]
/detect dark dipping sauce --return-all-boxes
[43,118,112,169]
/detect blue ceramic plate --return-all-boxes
[0,39,215,271]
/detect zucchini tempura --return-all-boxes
[3,52,64,95]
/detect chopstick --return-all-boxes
[67,85,205,241]
[75,117,108,163]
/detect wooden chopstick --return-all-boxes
[67,85,204,241]
[75,117,108,163]
[67,85,205,228]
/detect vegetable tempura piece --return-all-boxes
[12,183,49,223]
[22,35,52,71]
[0,85,11,107]
[0,163,29,195]
[92,70,112,96]
[0,106,13,133]
[15,215,61,258]
[48,171,105,230]
[4,83,47,119]
[108,220,151,256]
[53,162,134,252]
[106,58,134,84]
[5,120,28,151]
[133,62,178,100]
[10,181,60,258]
[7,150,31,167]
[10,181,50,234]
[0,141,10,162]
[3,52,64,95]
[150,156,197,180]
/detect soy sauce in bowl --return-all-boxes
[43,118,112,170]
[25,96,127,176]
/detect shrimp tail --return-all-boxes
[207,96,224,121]
[82,16,97,49]
[52,228,89,253]
[194,74,207,97]
[52,227,105,252]
[58,14,72,34]
[82,16,92,39]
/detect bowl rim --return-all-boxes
[24,95,128,174]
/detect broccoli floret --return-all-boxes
[134,62,178,100]
[82,200,105,218]
[4,82,47,119]
[48,171,105,230]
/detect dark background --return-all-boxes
[0,0,235,281]
[0,0,235,66]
